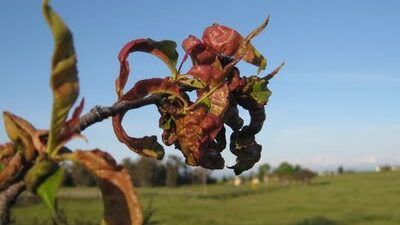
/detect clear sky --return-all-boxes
[1,1,399,174]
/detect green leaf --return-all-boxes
[37,167,64,216]
[147,39,179,67]
[160,117,172,130]
[43,0,79,155]
[250,47,267,74]
[177,75,205,89]
[250,91,271,105]
[202,97,212,109]
[249,78,271,105]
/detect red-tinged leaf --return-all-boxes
[55,98,86,151]
[182,35,216,65]
[227,67,245,92]
[240,17,269,74]
[263,61,285,81]
[208,84,229,117]
[202,24,243,57]
[0,152,24,191]
[116,39,178,98]
[202,18,269,74]
[187,65,224,87]
[43,0,80,156]
[3,112,37,161]
[64,98,84,129]
[0,143,15,165]
[120,78,188,106]
[113,78,188,160]
[175,107,224,169]
[65,149,143,225]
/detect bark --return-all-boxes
[76,94,161,132]
[0,181,25,225]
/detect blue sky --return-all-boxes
[1,1,399,174]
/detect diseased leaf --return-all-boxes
[223,97,244,132]
[36,167,64,217]
[208,84,229,116]
[55,98,86,152]
[202,18,269,74]
[228,132,261,175]
[240,16,270,74]
[65,149,143,225]
[182,35,216,65]
[113,78,188,160]
[3,112,37,161]
[175,107,224,169]
[249,79,272,106]
[0,152,24,191]
[0,143,15,163]
[244,46,267,74]
[202,23,243,57]
[0,143,16,175]
[187,65,224,87]
[157,100,182,146]
[116,39,179,97]
[263,62,285,81]
[177,74,206,89]
[43,0,79,155]
[232,76,272,107]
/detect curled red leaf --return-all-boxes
[202,19,269,74]
[182,35,216,65]
[202,24,243,57]
[116,39,178,97]
[113,78,188,159]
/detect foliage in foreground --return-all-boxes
[0,0,282,224]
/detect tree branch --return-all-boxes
[0,181,25,225]
[76,94,162,132]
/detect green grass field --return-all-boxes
[11,171,400,225]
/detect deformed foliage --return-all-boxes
[113,15,283,175]
[0,0,283,224]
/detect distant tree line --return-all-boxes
[257,162,317,185]
[62,155,217,187]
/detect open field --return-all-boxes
[11,171,400,225]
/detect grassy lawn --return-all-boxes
[11,171,400,225]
